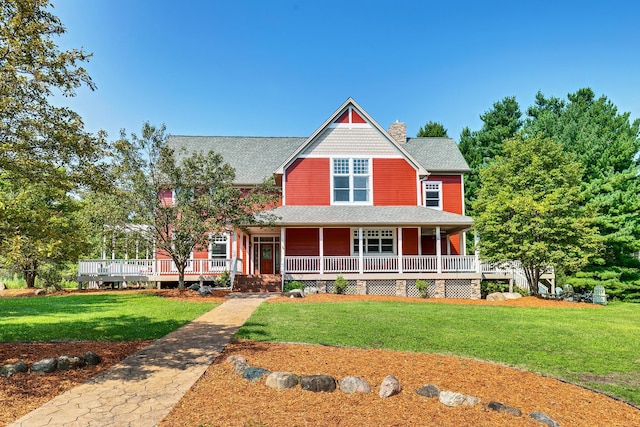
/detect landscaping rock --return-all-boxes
[502,292,522,300]
[439,391,481,407]
[265,372,299,390]
[226,355,250,374]
[287,289,304,298]
[0,361,28,377]
[57,355,85,371]
[339,376,371,394]
[305,287,318,294]
[378,375,401,398]
[198,285,212,295]
[485,401,522,417]
[31,358,57,374]
[300,375,337,393]
[242,367,270,382]
[84,351,102,365]
[529,411,560,427]
[415,384,440,398]
[34,289,46,296]
[0,282,5,291]
[225,354,247,366]
[486,292,507,301]
[188,283,200,291]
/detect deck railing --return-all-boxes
[284,255,479,274]
[77,259,237,277]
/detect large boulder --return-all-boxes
[439,391,481,407]
[287,289,305,298]
[415,384,440,398]
[529,412,560,427]
[84,351,102,366]
[0,282,5,291]
[198,285,212,295]
[485,401,522,417]
[242,367,270,382]
[502,292,522,300]
[57,355,85,371]
[226,354,250,374]
[0,361,28,377]
[265,372,299,390]
[379,375,401,398]
[300,375,337,393]
[339,376,371,394]
[31,358,57,374]
[305,287,319,294]
[486,292,507,301]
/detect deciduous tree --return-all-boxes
[473,134,601,294]
[417,121,448,137]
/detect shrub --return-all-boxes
[284,281,305,292]
[214,271,231,288]
[415,279,430,298]
[38,264,63,291]
[333,275,348,294]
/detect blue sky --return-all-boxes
[52,0,640,141]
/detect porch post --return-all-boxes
[474,231,481,274]
[101,234,106,260]
[358,227,364,274]
[398,227,403,274]
[280,228,286,291]
[446,234,451,256]
[436,226,442,273]
[111,230,115,260]
[417,227,422,255]
[319,227,324,274]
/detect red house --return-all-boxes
[79,98,503,298]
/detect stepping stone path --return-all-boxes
[226,354,562,426]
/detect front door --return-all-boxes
[260,244,274,274]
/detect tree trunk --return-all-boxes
[177,266,185,290]
[23,260,38,288]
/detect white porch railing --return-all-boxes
[77,259,237,277]
[284,255,479,274]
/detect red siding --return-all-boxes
[286,228,319,256]
[402,228,419,255]
[285,158,330,206]
[421,234,460,255]
[426,175,463,214]
[323,228,351,256]
[449,232,461,255]
[159,189,173,207]
[373,158,417,206]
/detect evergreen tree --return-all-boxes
[417,121,448,137]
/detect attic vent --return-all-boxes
[334,107,366,124]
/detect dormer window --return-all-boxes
[332,158,371,204]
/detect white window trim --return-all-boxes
[331,157,373,205]
[423,181,442,210]
[351,228,396,256]
[209,233,230,259]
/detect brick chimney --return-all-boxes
[388,120,406,144]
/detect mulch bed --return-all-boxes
[162,340,640,427]
[0,341,151,426]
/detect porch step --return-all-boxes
[234,275,282,293]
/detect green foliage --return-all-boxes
[414,279,430,298]
[214,270,231,288]
[473,134,601,294]
[333,275,348,294]
[0,178,91,287]
[416,121,448,137]
[0,293,217,341]
[565,265,640,302]
[0,0,109,189]
[458,96,523,213]
[238,301,640,404]
[37,263,63,291]
[480,281,508,299]
[283,281,305,292]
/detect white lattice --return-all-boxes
[406,279,436,297]
[366,280,396,296]
[445,279,473,299]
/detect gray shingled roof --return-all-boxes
[404,138,470,173]
[257,206,472,230]
[167,135,469,184]
[167,136,306,184]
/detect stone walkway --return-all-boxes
[9,294,272,427]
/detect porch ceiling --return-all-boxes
[255,205,472,232]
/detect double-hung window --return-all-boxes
[423,181,442,209]
[332,158,370,204]
[209,233,229,271]
[352,229,395,255]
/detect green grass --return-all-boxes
[237,301,640,405]
[0,293,218,342]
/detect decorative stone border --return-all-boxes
[0,351,102,377]
[225,354,560,426]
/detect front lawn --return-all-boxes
[236,300,640,405]
[0,293,218,342]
